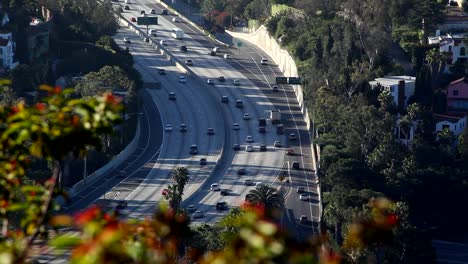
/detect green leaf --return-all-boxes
[49,234,81,249]
[7,203,28,212]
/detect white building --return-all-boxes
[369,76,416,108]
[428,33,467,73]
[434,114,467,137]
[0,38,15,69]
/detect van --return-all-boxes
[149,29,157,36]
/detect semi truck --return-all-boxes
[171,28,184,39]
[270,109,281,124]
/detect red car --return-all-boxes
[162,189,169,196]
[131,17,136,22]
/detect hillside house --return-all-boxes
[369,76,416,108]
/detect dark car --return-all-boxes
[220,189,230,196]
[207,128,215,135]
[168,92,176,100]
[245,193,254,201]
[235,100,243,108]
[179,124,187,132]
[216,201,228,210]
[140,10,145,15]
[292,161,300,170]
[233,144,241,151]
[189,145,198,154]
[161,9,168,15]
[259,127,266,133]
[221,96,229,103]
[199,158,207,165]
[237,168,246,175]
[259,144,267,152]
[218,76,225,82]
[209,51,217,56]
[116,201,127,210]
[180,45,187,52]
[159,69,166,75]
[286,149,294,156]
[124,5,130,10]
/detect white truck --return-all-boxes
[270,109,281,124]
[171,28,184,39]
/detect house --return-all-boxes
[369,76,416,108]
[446,77,468,113]
[0,38,16,69]
[434,114,467,138]
[428,33,467,73]
[439,1,468,32]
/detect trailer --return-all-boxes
[171,28,184,39]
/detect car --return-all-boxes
[209,51,217,56]
[258,118,267,126]
[189,145,198,154]
[237,168,246,176]
[297,187,305,193]
[292,161,300,170]
[220,189,230,196]
[207,128,215,135]
[216,201,228,210]
[158,69,166,75]
[271,85,279,92]
[274,141,281,147]
[245,136,253,143]
[213,47,220,52]
[259,144,267,152]
[179,124,187,132]
[286,149,294,155]
[164,124,173,132]
[123,37,131,44]
[245,193,254,201]
[162,189,169,196]
[192,210,204,218]
[218,76,225,82]
[149,29,158,36]
[245,145,253,152]
[131,17,136,22]
[172,17,180,22]
[180,45,187,52]
[184,59,193,65]
[236,100,243,108]
[221,96,229,103]
[243,113,251,120]
[299,194,308,201]
[168,92,176,100]
[179,75,186,83]
[140,10,145,15]
[186,205,196,213]
[233,144,241,151]
[161,9,168,15]
[115,201,127,210]
[258,126,266,133]
[207,79,214,85]
[150,9,156,14]
[124,5,130,10]
[243,179,253,186]
[223,54,231,59]
[288,133,297,141]
[199,158,207,165]
[260,58,268,65]
[211,183,220,191]
[160,39,167,45]
[299,215,308,224]
[233,79,240,85]
[144,37,149,43]
[233,123,240,130]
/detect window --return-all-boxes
[453,90,459,96]
[461,47,466,56]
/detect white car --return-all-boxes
[243,113,251,120]
[223,54,231,59]
[260,58,268,65]
[164,124,173,132]
[179,75,186,83]
[160,39,167,45]
[172,17,180,22]
[245,136,253,143]
[192,210,204,218]
[233,79,240,85]
[233,123,240,130]
[213,47,220,52]
[245,145,254,152]
[211,183,220,191]
[207,79,214,85]
[123,37,131,44]
[299,194,309,201]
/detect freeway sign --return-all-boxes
[275,77,288,84]
[137,16,158,25]
[288,77,302,85]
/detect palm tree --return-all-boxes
[246,184,283,217]
[172,167,189,197]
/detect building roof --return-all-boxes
[448,77,468,87]
[434,113,467,123]
[369,76,416,87]
[0,38,10,46]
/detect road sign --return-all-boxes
[137,16,158,25]
[275,77,287,84]
[288,77,302,85]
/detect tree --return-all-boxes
[245,184,282,216]
[459,126,468,168]
[75,65,136,98]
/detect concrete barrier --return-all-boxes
[69,118,141,197]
